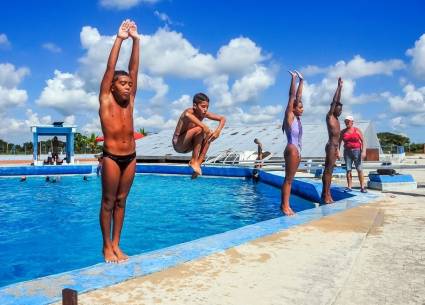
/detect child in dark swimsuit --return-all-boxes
[98,20,140,263]
[321,78,343,204]
[172,93,226,178]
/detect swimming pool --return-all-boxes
[0,174,316,288]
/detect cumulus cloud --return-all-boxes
[231,65,276,103]
[0,33,11,49]
[0,63,30,88]
[216,37,267,75]
[411,112,425,126]
[36,70,98,116]
[99,0,159,10]
[76,26,275,111]
[42,42,62,53]
[170,94,191,117]
[139,73,168,105]
[406,33,425,80]
[381,83,425,129]
[30,24,277,138]
[0,109,53,142]
[388,84,425,114]
[0,87,28,110]
[228,105,283,125]
[134,114,175,129]
[297,55,407,124]
[0,63,29,111]
[81,117,102,134]
[154,10,172,25]
[142,28,216,78]
[391,116,406,130]
[301,55,405,79]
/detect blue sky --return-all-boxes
[1,0,425,143]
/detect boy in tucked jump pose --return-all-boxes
[172,93,226,178]
[99,20,140,263]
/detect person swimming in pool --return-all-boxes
[281,70,304,216]
[321,77,343,204]
[98,20,140,263]
[172,93,226,178]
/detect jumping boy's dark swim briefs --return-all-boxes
[103,149,136,170]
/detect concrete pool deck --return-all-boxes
[53,189,425,305]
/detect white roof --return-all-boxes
[136,121,381,159]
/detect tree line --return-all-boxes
[0,128,148,155]
[377,132,425,153]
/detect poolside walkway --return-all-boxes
[67,189,425,305]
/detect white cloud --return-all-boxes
[0,109,53,142]
[170,94,191,117]
[134,114,175,129]
[139,73,168,105]
[406,33,425,80]
[33,25,277,137]
[64,115,76,125]
[0,63,30,88]
[382,83,425,130]
[142,28,216,78]
[205,75,233,108]
[81,117,101,135]
[231,65,275,103]
[228,105,283,125]
[0,86,28,110]
[36,70,98,116]
[301,55,405,79]
[391,116,406,130]
[216,37,266,75]
[411,113,425,126]
[42,42,62,53]
[24,109,52,126]
[0,33,11,48]
[0,63,29,111]
[99,0,159,10]
[154,10,172,24]
[388,84,425,114]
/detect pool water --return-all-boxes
[0,174,315,287]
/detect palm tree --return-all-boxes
[138,127,148,136]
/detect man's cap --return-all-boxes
[345,115,354,121]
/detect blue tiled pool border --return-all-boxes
[0,164,380,305]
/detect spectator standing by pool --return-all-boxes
[98,20,140,263]
[339,115,367,192]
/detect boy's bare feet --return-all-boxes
[322,195,334,204]
[112,245,129,262]
[288,70,296,77]
[189,160,202,176]
[280,204,295,216]
[103,246,119,263]
[294,70,304,80]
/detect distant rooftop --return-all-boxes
[135,121,381,160]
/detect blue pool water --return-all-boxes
[0,174,315,287]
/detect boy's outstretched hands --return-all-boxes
[208,129,221,142]
[117,19,139,40]
[128,21,139,39]
[118,20,131,39]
